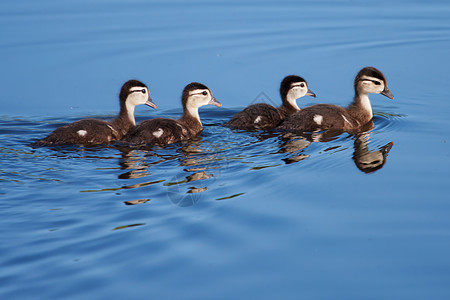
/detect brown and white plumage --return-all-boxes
[277,67,394,132]
[36,80,156,145]
[224,75,316,130]
[123,82,221,145]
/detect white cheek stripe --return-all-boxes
[130,87,147,93]
[360,75,382,84]
[189,89,208,96]
[290,83,304,88]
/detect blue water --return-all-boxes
[2,0,450,299]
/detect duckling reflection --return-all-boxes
[279,121,394,173]
[117,149,151,179]
[279,130,343,164]
[279,133,311,163]
[116,137,225,207]
[353,133,393,173]
[116,146,178,180]
[165,140,225,206]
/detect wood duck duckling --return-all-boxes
[123,82,221,145]
[277,67,394,132]
[224,75,316,129]
[36,80,156,145]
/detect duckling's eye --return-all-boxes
[202,91,208,96]
[300,83,305,88]
[142,89,146,93]
[373,81,381,86]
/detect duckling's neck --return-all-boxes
[180,106,203,134]
[348,92,373,124]
[126,102,137,126]
[285,94,301,111]
[112,103,136,136]
[356,93,373,119]
[185,103,201,123]
[279,94,300,116]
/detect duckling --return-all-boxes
[36,80,156,145]
[123,82,221,145]
[224,75,316,129]
[277,67,394,132]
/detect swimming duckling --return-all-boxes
[224,75,316,129]
[277,67,394,132]
[123,82,221,145]
[36,80,156,145]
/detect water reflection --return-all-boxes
[22,114,395,209]
[279,134,311,163]
[279,127,349,164]
[352,133,394,173]
[124,199,150,205]
[116,137,227,207]
[116,145,175,180]
[279,121,394,173]
[167,142,224,206]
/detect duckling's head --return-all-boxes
[354,67,394,99]
[120,79,157,110]
[182,82,221,114]
[353,134,394,173]
[280,75,316,109]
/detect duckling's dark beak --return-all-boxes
[306,88,316,98]
[380,87,394,100]
[380,141,394,156]
[209,97,222,107]
[145,97,157,109]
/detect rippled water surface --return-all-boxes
[1,0,450,299]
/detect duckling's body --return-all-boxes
[36,80,156,146]
[226,103,284,130]
[278,67,394,132]
[123,82,221,145]
[279,103,359,132]
[124,117,199,145]
[40,119,125,145]
[225,75,315,129]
